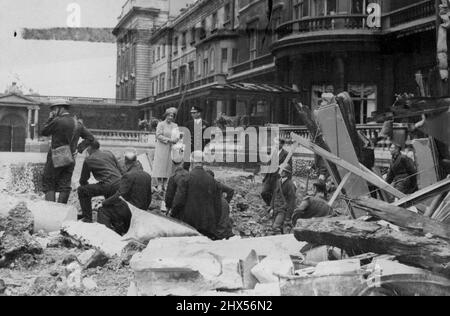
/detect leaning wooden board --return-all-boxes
[315,104,370,200]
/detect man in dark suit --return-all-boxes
[184,106,210,154]
[99,154,152,235]
[261,138,293,207]
[171,151,221,240]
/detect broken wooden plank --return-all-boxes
[290,133,406,199]
[412,138,440,190]
[352,197,450,241]
[336,92,363,160]
[294,218,450,277]
[425,193,448,218]
[328,172,352,207]
[393,178,450,208]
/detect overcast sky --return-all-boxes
[0,0,194,98]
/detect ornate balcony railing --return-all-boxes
[385,0,435,28]
[277,14,370,39]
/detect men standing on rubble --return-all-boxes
[77,140,123,222]
[271,165,297,235]
[386,143,418,195]
[171,151,221,240]
[41,99,94,204]
[99,151,152,236]
[261,137,293,209]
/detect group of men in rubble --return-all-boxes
[41,99,234,239]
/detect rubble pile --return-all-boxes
[0,163,45,194]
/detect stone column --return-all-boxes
[27,107,32,140]
[34,108,39,140]
[333,53,346,94]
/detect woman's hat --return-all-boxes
[163,107,178,118]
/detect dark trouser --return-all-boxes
[98,201,132,236]
[78,182,119,220]
[261,173,279,206]
[215,198,234,240]
[43,152,75,194]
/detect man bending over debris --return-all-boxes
[41,99,94,204]
[386,143,418,195]
[271,165,297,235]
[99,151,152,235]
[261,137,292,209]
[77,140,123,222]
[172,151,221,240]
[291,179,334,227]
[206,169,235,240]
[165,156,190,219]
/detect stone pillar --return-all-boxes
[333,53,346,94]
[27,108,32,140]
[34,108,39,140]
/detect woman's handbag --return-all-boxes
[51,119,78,168]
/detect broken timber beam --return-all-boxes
[393,178,450,209]
[290,133,406,199]
[352,198,450,241]
[294,218,450,277]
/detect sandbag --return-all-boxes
[122,202,201,244]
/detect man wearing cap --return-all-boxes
[77,140,124,222]
[99,152,152,235]
[386,143,418,194]
[41,99,94,204]
[171,151,221,239]
[271,164,297,235]
[184,106,210,154]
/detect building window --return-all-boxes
[160,73,166,92]
[198,54,202,76]
[210,49,215,72]
[348,84,377,124]
[203,57,209,77]
[221,48,228,73]
[182,32,187,49]
[311,0,337,16]
[173,37,178,55]
[224,3,231,22]
[293,0,309,19]
[191,27,197,44]
[232,48,238,65]
[162,44,166,58]
[152,49,156,63]
[179,66,187,86]
[157,46,161,60]
[212,12,218,32]
[200,19,207,39]
[352,0,364,14]
[172,69,178,88]
[189,62,195,82]
[311,84,335,110]
[272,11,282,42]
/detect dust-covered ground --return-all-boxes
[0,165,333,296]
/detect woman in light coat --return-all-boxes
[153,108,180,192]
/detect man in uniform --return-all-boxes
[41,99,94,204]
[77,140,123,222]
[184,106,210,154]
